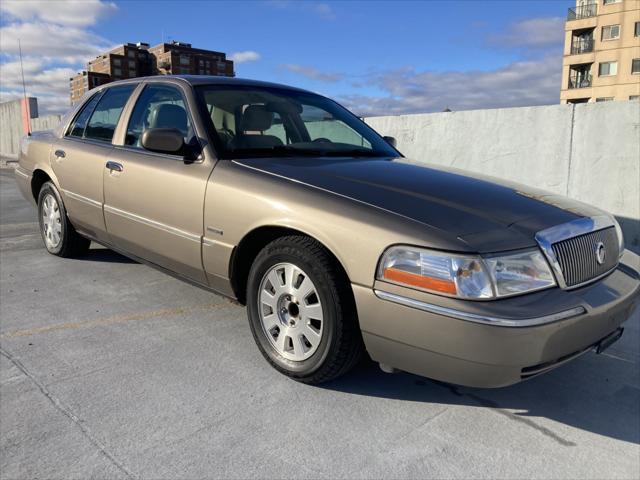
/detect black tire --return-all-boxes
[246,235,363,384]
[37,181,90,258]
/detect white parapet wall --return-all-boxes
[0,99,27,160]
[365,101,640,250]
[31,115,62,133]
[0,98,62,160]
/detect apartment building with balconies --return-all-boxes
[561,0,640,104]
[69,41,235,104]
[148,41,234,77]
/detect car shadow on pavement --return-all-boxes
[78,246,138,264]
[321,352,640,445]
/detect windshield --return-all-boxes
[195,85,399,159]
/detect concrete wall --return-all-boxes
[365,101,640,249]
[0,99,27,159]
[31,115,62,133]
[0,98,61,159]
[1,97,637,247]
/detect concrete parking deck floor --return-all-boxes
[1,168,639,479]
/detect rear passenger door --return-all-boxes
[103,82,214,284]
[52,85,136,242]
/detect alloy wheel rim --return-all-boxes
[41,193,62,249]
[258,262,324,361]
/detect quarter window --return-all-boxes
[84,85,136,142]
[601,25,620,40]
[125,84,194,149]
[598,61,617,76]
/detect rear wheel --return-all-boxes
[37,182,90,257]
[246,236,363,384]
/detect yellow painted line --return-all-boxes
[0,303,230,339]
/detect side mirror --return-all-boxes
[141,128,185,155]
[383,136,397,148]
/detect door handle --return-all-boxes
[54,149,65,158]
[106,161,123,172]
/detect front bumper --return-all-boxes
[355,250,640,388]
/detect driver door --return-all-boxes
[103,82,214,284]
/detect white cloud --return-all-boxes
[0,0,117,27]
[229,50,261,63]
[338,55,562,116]
[0,59,76,114]
[266,1,335,19]
[487,17,565,49]
[310,3,335,19]
[0,22,113,63]
[1,59,76,95]
[0,0,117,115]
[282,64,343,82]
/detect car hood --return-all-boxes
[235,157,606,252]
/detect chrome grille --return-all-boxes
[551,227,619,287]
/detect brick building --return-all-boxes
[70,41,235,104]
[149,41,234,76]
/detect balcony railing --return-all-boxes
[569,74,592,89]
[567,3,597,20]
[571,38,594,54]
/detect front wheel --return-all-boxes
[37,181,90,257]
[246,236,363,384]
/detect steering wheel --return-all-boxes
[217,127,236,146]
[312,138,332,143]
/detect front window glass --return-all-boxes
[196,85,397,159]
[125,84,194,148]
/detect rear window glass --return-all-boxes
[84,85,136,142]
[67,93,102,138]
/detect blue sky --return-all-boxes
[0,0,567,115]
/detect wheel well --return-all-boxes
[230,226,348,305]
[31,170,51,202]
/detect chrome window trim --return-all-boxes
[112,144,194,162]
[535,215,617,289]
[374,289,586,327]
[59,136,116,150]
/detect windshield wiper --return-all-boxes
[270,145,385,157]
[228,145,386,158]
[319,149,386,157]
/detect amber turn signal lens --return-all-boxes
[383,267,457,295]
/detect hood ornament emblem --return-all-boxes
[595,241,606,265]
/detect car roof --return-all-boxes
[106,75,314,94]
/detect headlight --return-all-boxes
[377,246,556,299]
[612,217,625,258]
